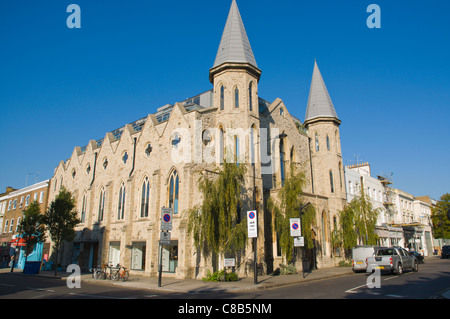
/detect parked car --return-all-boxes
[409,251,424,263]
[441,245,450,259]
[351,245,379,272]
[366,247,418,275]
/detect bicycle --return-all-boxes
[96,263,115,280]
[90,265,103,279]
[111,264,129,282]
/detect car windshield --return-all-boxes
[443,246,450,252]
[377,249,394,256]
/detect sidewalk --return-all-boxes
[41,266,354,294]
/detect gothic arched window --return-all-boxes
[168,171,179,215]
[141,177,150,218]
[118,182,126,220]
[220,86,225,110]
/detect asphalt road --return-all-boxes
[0,258,448,300]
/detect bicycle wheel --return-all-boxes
[111,270,119,281]
[94,270,104,280]
[122,270,129,282]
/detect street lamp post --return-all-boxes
[251,132,287,285]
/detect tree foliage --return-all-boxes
[42,187,80,275]
[431,193,450,239]
[268,164,316,263]
[338,192,380,253]
[187,161,248,264]
[17,201,46,263]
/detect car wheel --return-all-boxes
[396,263,403,275]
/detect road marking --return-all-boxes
[345,283,369,293]
[68,292,133,299]
[0,283,15,287]
[386,294,403,298]
[26,287,55,293]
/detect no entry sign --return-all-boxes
[161,207,173,231]
[247,210,258,238]
[290,218,301,237]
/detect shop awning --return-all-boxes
[10,237,27,247]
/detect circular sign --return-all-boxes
[163,214,171,223]
[249,211,255,219]
[292,223,299,230]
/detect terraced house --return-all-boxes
[47,0,346,279]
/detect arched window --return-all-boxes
[329,170,334,193]
[220,86,225,110]
[141,177,150,218]
[315,133,319,151]
[219,127,224,165]
[235,136,240,165]
[326,135,330,150]
[250,125,256,164]
[118,183,126,220]
[249,82,253,111]
[81,193,87,223]
[280,138,286,186]
[168,171,179,215]
[98,187,105,222]
[234,87,239,108]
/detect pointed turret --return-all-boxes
[213,0,258,69]
[304,60,340,125]
[209,0,261,83]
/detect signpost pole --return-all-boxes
[158,207,173,288]
[158,241,163,287]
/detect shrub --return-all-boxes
[202,270,239,282]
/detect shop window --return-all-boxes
[131,242,146,271]
[161,243,178,273]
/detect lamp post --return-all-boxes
[251,132,287,284]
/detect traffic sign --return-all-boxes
[290,218,301,237]
[161,207,173,231]
[160,231,171,244]
[247,210,258,238]
[294,236,305,247]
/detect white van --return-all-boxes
[351,245,379,272]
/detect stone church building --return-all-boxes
[48,0,347,278]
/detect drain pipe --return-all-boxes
[90,152,98,187]
[129,137,137,178]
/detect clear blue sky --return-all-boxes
[0,0,449,200]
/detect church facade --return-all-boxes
[47,0,347,278]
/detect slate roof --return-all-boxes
[213,0,258,69]
[305,60,339,123]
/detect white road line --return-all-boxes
[345,283,369,293]
[68,292,133,299]
[0,283,15,287]
[26,287,55,293]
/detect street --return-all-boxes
[0,257,448,300]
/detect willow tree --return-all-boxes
[187,161,248,270]
[338,191,380,257]
[431,193,450,240]
[43,187,80,276]
[268,164,316,264]
[17,201,46,266]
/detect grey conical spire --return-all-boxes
[305,60,339,123]
[213,0,258,69]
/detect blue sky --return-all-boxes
[0,0,449,200]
